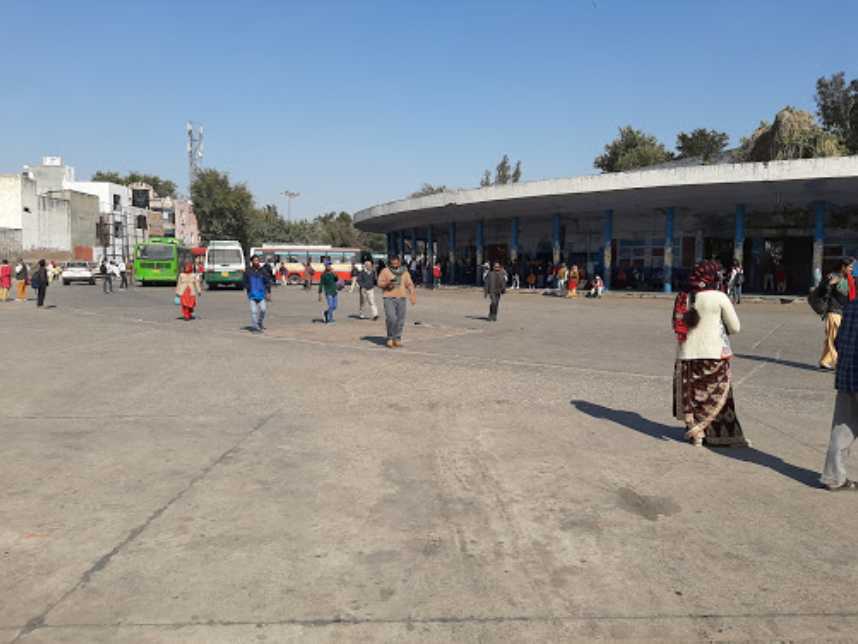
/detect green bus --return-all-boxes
[133,237,191,285]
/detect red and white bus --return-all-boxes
[248,244,360,285]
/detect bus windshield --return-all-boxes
[138,244,175,260]
[208,249,243,265]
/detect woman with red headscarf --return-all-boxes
[672,260,748,447]
[175,262,201,321]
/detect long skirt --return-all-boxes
[673,359,748,446]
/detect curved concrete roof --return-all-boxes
[354,157,858,233]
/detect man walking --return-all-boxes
[303,259,315,290]
[820,267,858,490]
[244,254,272,332]
[318,260,339,323]
[378,255,416,348]
[101,259,113,294]
[817,257,854,370]
[484,261,506,321]
[356,259,379,320]
[119,260,129,289]
[31,259,48,307]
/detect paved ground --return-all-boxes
[1,282,856,643]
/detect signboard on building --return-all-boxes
[132,189,150,209]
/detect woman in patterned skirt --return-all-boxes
[672,260,749,447]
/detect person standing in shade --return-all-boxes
[356,259,379,320]
[727,260,744,304]
[244,254,272,333]
[378,255,416,348]
[0,259,11,302]
[31,259,48,307]
[816,257,854,371]
[318,260,339,323]
[484,262,507,321]
[14,259,28,302]
[820,267,858,490]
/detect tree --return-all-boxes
[594,126,673,173]
[815,71,858,153]
[91,170,178,197]
[479,155,523,186]
[191,168,255,247]
[675,128,729,162]
[409,183,448,198]
[738,106,845,162]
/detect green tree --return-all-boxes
[594,126,673,173]
[815,71,858,153]
[90,171,178,197]
[247,205,290,247]
[675,128,729,161]
[738,107,845,162]
[479,154,523,186]
[191,168,255,247]
[409,183,448,198]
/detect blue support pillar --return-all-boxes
[510,217,519,263]
[602,209,613,291]
[476,220,485,285]
[664,207,675,293]
[813,202,826,287]
[410,228,418,260]
[448,221,457,284]
[552,214,561,265]
[734,204,746,267]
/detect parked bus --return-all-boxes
[204,240,246,289]
[249,244,360,284]
[133,237,191,285]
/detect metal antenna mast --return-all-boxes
[186,121,204,196]
[281,190,300,220]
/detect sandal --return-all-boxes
[827,479,858,491]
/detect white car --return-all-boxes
[62,261,95,285]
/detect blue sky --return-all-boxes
[1,0,856,219]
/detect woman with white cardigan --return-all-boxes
[672,260,749,448]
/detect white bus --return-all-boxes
[249,244,360,285]
[204,240,245,289]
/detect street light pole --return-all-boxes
[281,190,300,221]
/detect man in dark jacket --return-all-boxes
[821,270,858,490]
[356,260,378,320]
[243,255,272,332]
[817,257,854,370]
[484,262,507,322]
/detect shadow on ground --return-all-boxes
[571,400,822,488]
[734,353,822,373]
[361,336,389,346]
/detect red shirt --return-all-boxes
[0,264,11,288]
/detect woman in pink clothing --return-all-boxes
[0,259,11,301]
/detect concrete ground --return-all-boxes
[1,281,855,643]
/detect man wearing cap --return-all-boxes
[377,255,416,348]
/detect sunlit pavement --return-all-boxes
[1,283,855,643]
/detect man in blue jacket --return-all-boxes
[243,254,272,333]
[821,273,858,490]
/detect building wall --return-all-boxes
[0,228,23,259]
[174,199,199,245]
[46,189,100,260]
[0,174,26,230]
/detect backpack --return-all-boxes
[808,285,829,316]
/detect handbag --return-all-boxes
[174,294,180,305]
